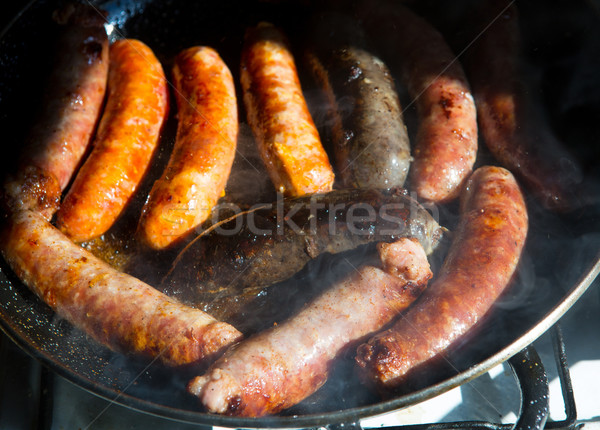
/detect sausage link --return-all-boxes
[307,45,411,189]
[164,188,445,324]
[465,1,581,211]
[359,2,477,203]
[55,39,169,242]
[137,46,238,250]
[355,166,528,391]
[188,238,432,416]
[0,209,242,366]
[241,22,335,196]
[3,5,108,219]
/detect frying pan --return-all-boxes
[1,0,599,427]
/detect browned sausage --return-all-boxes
[355,166,528,391]
[164,188,445,324]
[465,1,582,211]
[137,46,237,250]
[3,4,108,219]
[358,2,478,203]
[55,39,169,242]
[241,22,335,196]
[0,209,242,366]
[307,44,411,189]
[188,238,432,416]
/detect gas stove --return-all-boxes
[1,276,598,430]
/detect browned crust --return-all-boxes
[356,166,528,391]
[241,22,334,196]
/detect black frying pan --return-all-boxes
[1,0,599,427]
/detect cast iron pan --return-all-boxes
[1,0,600,427]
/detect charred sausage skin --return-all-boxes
[188,238,432,416]
[356,166,528,391]
[55,39,169,242]
[307,45,411,189]
[164,188,445,323]
[3,5,108,219]
[359,2,477,203]
[0,210,242,366]
[241,22,335,196]
[137,46,238,250]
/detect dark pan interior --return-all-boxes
[1,0,600,427]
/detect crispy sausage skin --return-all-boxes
[356,166,528,391]
[0,209,242,366]
[307,45,411,189]
[465,1,581,211]
[55,39,169,242]
[188,238,432,416]
[137,46,238,250]
[241,22,335,196]
[359,2,477,203]
[3,5,108,219]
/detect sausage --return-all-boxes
[0,209,242,367]
[464,1,582,211]
[241,22,335,196]
[136,46,238,250]
[188,237,432,416]
[355,166,528,392]
[2,4,108,219]
[163,188,445,324]
[55,39,169,242]
[307,44,411,189]
[358,2,478,203]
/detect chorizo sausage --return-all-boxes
[241,22,335,196]
[0,209,242,367]
[355,166,528,391]
[188,238,432,416]
[3,4,108,219]
[55,39,169,242]
[137,46,237,250]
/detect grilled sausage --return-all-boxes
[163,188,445,323]
[465,1,581,211]
[3,4,108,219]
[137,46,238,250]
[307,45,411,189]
[188,237,432,416]
[0,209,242,367]
[355,166,528,392]
[55,39,168,242]
[358,2,477,203]
[241,22,335,196]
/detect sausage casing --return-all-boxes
[164,188,445,323]
[307,45,411,189]
[0,210,242,366]
[241,22,335,196]
[356,166,528,391]
[465,1,582,211]
[55,39,169,242]
[3,5,108,219]
[137,46,238,250]
[359,2,478,203]
[188,238,432,416]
